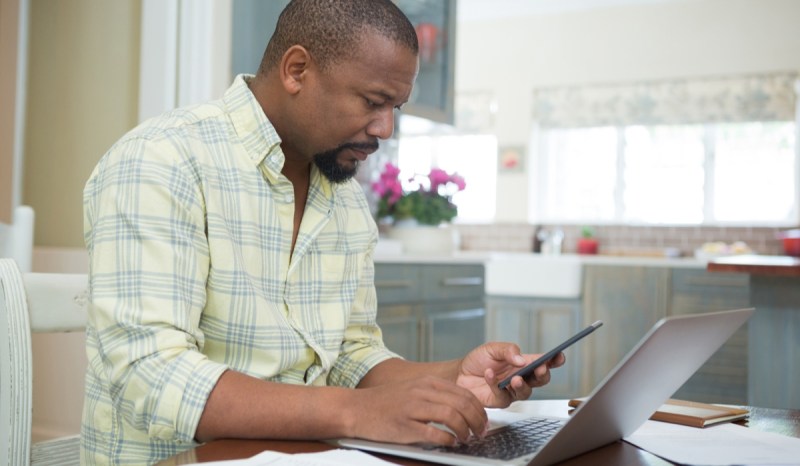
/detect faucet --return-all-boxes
[536,227,564,255]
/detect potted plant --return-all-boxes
[372,162,465,226]
[371,162,466,254]
[577,226,599,255]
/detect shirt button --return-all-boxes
[284,194,293,203]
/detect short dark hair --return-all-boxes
[258,0,418,75]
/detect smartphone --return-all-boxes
[498,320,603,390]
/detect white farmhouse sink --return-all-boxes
[485,253,583,298]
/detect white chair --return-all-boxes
[0,206,35,273]
[0,258,87,466]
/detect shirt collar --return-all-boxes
[224,74,283,172]
[224,74,334,200]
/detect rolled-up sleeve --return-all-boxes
[328,248,399,388]
[85,135,227,442]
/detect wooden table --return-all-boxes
[707,254,800,277]
[157,400,800,466]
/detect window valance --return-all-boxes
[531,72,799,128]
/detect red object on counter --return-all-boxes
[783,237,800,256]
[577,238,599,255]
[780,229,800,257]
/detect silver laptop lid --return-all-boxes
[529,307,753,466]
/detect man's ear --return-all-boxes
[279,45,312,95]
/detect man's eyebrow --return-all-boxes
[373,91,393,101]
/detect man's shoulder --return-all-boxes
[124,100,228,143]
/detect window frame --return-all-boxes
[529,121,800,227]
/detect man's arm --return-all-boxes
[195,366,489,446]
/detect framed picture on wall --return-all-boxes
[498,146,525,173]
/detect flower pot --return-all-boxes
[577,238,599,255]
[387,221,459,255]
[779,229,800,257]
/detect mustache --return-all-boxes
[334,141,380,154]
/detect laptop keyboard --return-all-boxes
[424,417,565,461]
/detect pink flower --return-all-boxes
[450,173,466,191]
[428,168,450,192]
[372,163,404,205]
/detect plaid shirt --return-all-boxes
[81,75,397,465]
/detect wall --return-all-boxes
[456,224,788,257]
[0,0,22,223]
[23,0,140,248]
[23,0,140,440]
[455,0,800,222]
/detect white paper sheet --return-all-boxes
[625,419,800,465]
[184,448,398,466]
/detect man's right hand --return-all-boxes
[348,375,488,445]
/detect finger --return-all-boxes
[414,399,485,443]
[483,342,527,367]
[413,378,488,442]
[484,367,514,408]
[548,352,566,369]
[509,374,534,398]
[419,423,459,446]
[529,364,552,387]
[504,344,527,367]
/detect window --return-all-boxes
[397,134,498,222]
[531,121,797,226]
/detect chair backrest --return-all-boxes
[0,206,35,273]
[0,258,87,466]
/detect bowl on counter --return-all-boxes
[779,229,800,257]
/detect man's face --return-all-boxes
[301,31,419,183]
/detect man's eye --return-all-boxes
[365,98,379,107]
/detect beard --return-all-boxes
[313,141,379,183]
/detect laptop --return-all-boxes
[337,308,754,466]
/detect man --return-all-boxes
[81,1,564,464]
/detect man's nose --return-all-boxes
[366,108,395,140]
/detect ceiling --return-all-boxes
[457,0,692,22]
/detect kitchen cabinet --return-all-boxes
[486,296,581,398]
[580,265,670,394]
[231,0,457,124]
[668,269,750,404]
[707,255,800,409]
[394,0,457,124]
[581,264,751,404]
[375,263,485,362]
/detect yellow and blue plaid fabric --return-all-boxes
[81,75,397,465]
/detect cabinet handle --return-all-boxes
[442,277,483,287]
[375,280,414,289]
[684,276,747,288]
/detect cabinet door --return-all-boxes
[424,301,485,362]
[581,265,669,394]
[526,299,580,399]
[377,304,420,361]
[486,296,580,399]
[669,269,750,404]
[394,0,456,123]
[486,297,530,346]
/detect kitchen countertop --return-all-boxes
[374,251,707,269]
[707,254,800,277]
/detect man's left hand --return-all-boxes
[456,342,565,408]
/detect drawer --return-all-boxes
[420,264,485,302]
[671,269,749,294]
[375,264,421,304]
